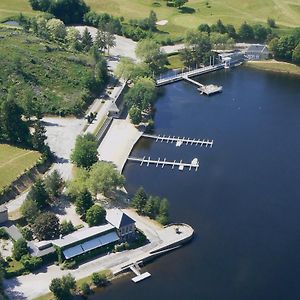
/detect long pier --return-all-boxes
[156,63,225,88]
[127,156,200,171]
[142,133,213,148]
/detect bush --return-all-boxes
[91,271,108,287]
[12,239,28,261]
[61,259,77,270]
[20,254,43,271]
[20,227,33,241]
[0,228,9,240]
[80,282,91,296]
[60,220,76,236]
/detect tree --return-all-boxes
[20,199,40,224]
[292,43,300,64]
[173,0,188,9]
[75,189,94,215]
[91,272,108,287]
[136,39,167,73]
[81,27,93,52]
[184,30,212,66]
[66,27,82,50]
[67,168,89,197]
[157,198,170,225]
[215,19,227,34]
[49,273,76,300]
[198,23,210,34]
[81,282,91,296]
[226,24,237,39]
[125,77,156,111]
[131,187,148,214]
[71,133,98,168]
[210,33,234,50]
[267,18,276,28]
[0,91,30,145]
[253,24,270,43]
[129,106,142,125]
[31,120,47,152]
[44,170,63,199]
[270,35,296,60]
[95,29,107,52]
[60,220,75,236]
[26,179,50,210]
[87,162,125,196]
[46,18,67,40]
[103,26,116,55]
[115,58,151,81]
[29,0,90,24]
[148,10,157,31]
[86,204,106,226]
[13,238,28,261]
[238,22,254,41]
[33,212,60,240]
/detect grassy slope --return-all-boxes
[1,0,299,34]
[245,60,300,76]
[85,0,300,37]
[0,28,94,114]
[0,144,41,189]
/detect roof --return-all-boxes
[109,102,120,113]
[246,44,268,53]
[63,231,119,259]
[52,223,115,248]
[106,209,135,229]
[0,205,8,213]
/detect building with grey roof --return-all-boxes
[106,209,136,241]
[245,44,270,60]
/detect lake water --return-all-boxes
[92,67,300,300]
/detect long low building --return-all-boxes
[52,224,120,260]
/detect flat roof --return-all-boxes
[63,231,119,259]
[52,223,115,248]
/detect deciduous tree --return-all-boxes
[86,204,106,226]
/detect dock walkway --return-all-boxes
[127,156,200,171]
[156,63,225,87]
[142,133,213,148]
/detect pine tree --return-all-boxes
[81,27,93,52]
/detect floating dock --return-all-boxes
[129,264,151,283]
[127,156,200,171]
[142,134,213,148]
[182,75,222,95]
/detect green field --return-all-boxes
[1,0,300,34]
[0,144,41,190]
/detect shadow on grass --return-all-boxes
[179,6,196,14]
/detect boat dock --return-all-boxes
[142,133,213,148]
[127,156,200,171]
[156,63,225,93]
[129,263,151,283]
[182,75,222,95]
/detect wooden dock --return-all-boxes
[142,134,213,148]
[127,156,200,171]
[182,75,222,95]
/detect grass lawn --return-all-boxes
[166,53,185,69]
[0,144,41,190]
[245,60,300,76]
[85,0,300,37]
[1,0,299,36]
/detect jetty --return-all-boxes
[182,75,222,95]
[129,263,151,283]
[142,133,213,148]
[156,63,224,95]
[127,156,200,171]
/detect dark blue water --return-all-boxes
[92,67,300,300]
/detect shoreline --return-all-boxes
[245,60,300,76]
